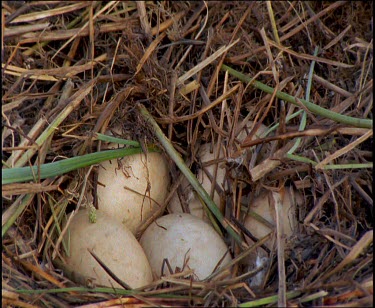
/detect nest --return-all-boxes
[2,1,373,307]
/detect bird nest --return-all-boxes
[2,1,373,307]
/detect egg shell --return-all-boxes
[167,177,205,218]
[139,213,232,280]
[243,189,302,287]
[97,152,170,234]
[197,143,226,208]
[168,143,225,220]
[237,120,268,143]
[63,209,153,288]
[243,188,302,286]
[244,189,301,249]
[168,121,268,220]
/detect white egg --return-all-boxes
[243,188,302,286]
[236,120,268,142]
[168,120,268,220]
[140,213,232,280]
[168,143,225,221]
[97,152,170,234]
[167,176,205,218]
[244,189,301,248]
[63,209,153,288]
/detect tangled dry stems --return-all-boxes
[2,1,373,307]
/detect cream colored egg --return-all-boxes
[197,143,226,208]
[243,188,302,287]
[167,177,205,218]
[168,120,268,220]
[63,209,153,288]
[168,143,225,220]
[139,213,232,280]
[237,120,268,143]
[244,188,301,248]
[97,152,170,234]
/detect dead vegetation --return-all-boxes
[2,1,373,307]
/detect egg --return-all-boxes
[243,188,302,286]
[62,209,153,288]
[244,188,301,248]
[167,176,206,218]
[97,152,170,234]
[168,121,268,220]
[236,120,268,143]
[168,143,225,220]
[139,213,232,280]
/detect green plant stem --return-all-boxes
[14,286,200,300]
[137,103,247,249]
[319,163,373,170]
[238,290,301,307]
[221,64,373,129]
[286,154,373,169]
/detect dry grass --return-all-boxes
[2,1,373,307]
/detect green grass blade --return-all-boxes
[95,133,141,147]
[288,46,319,155]
[2,147,158,185]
